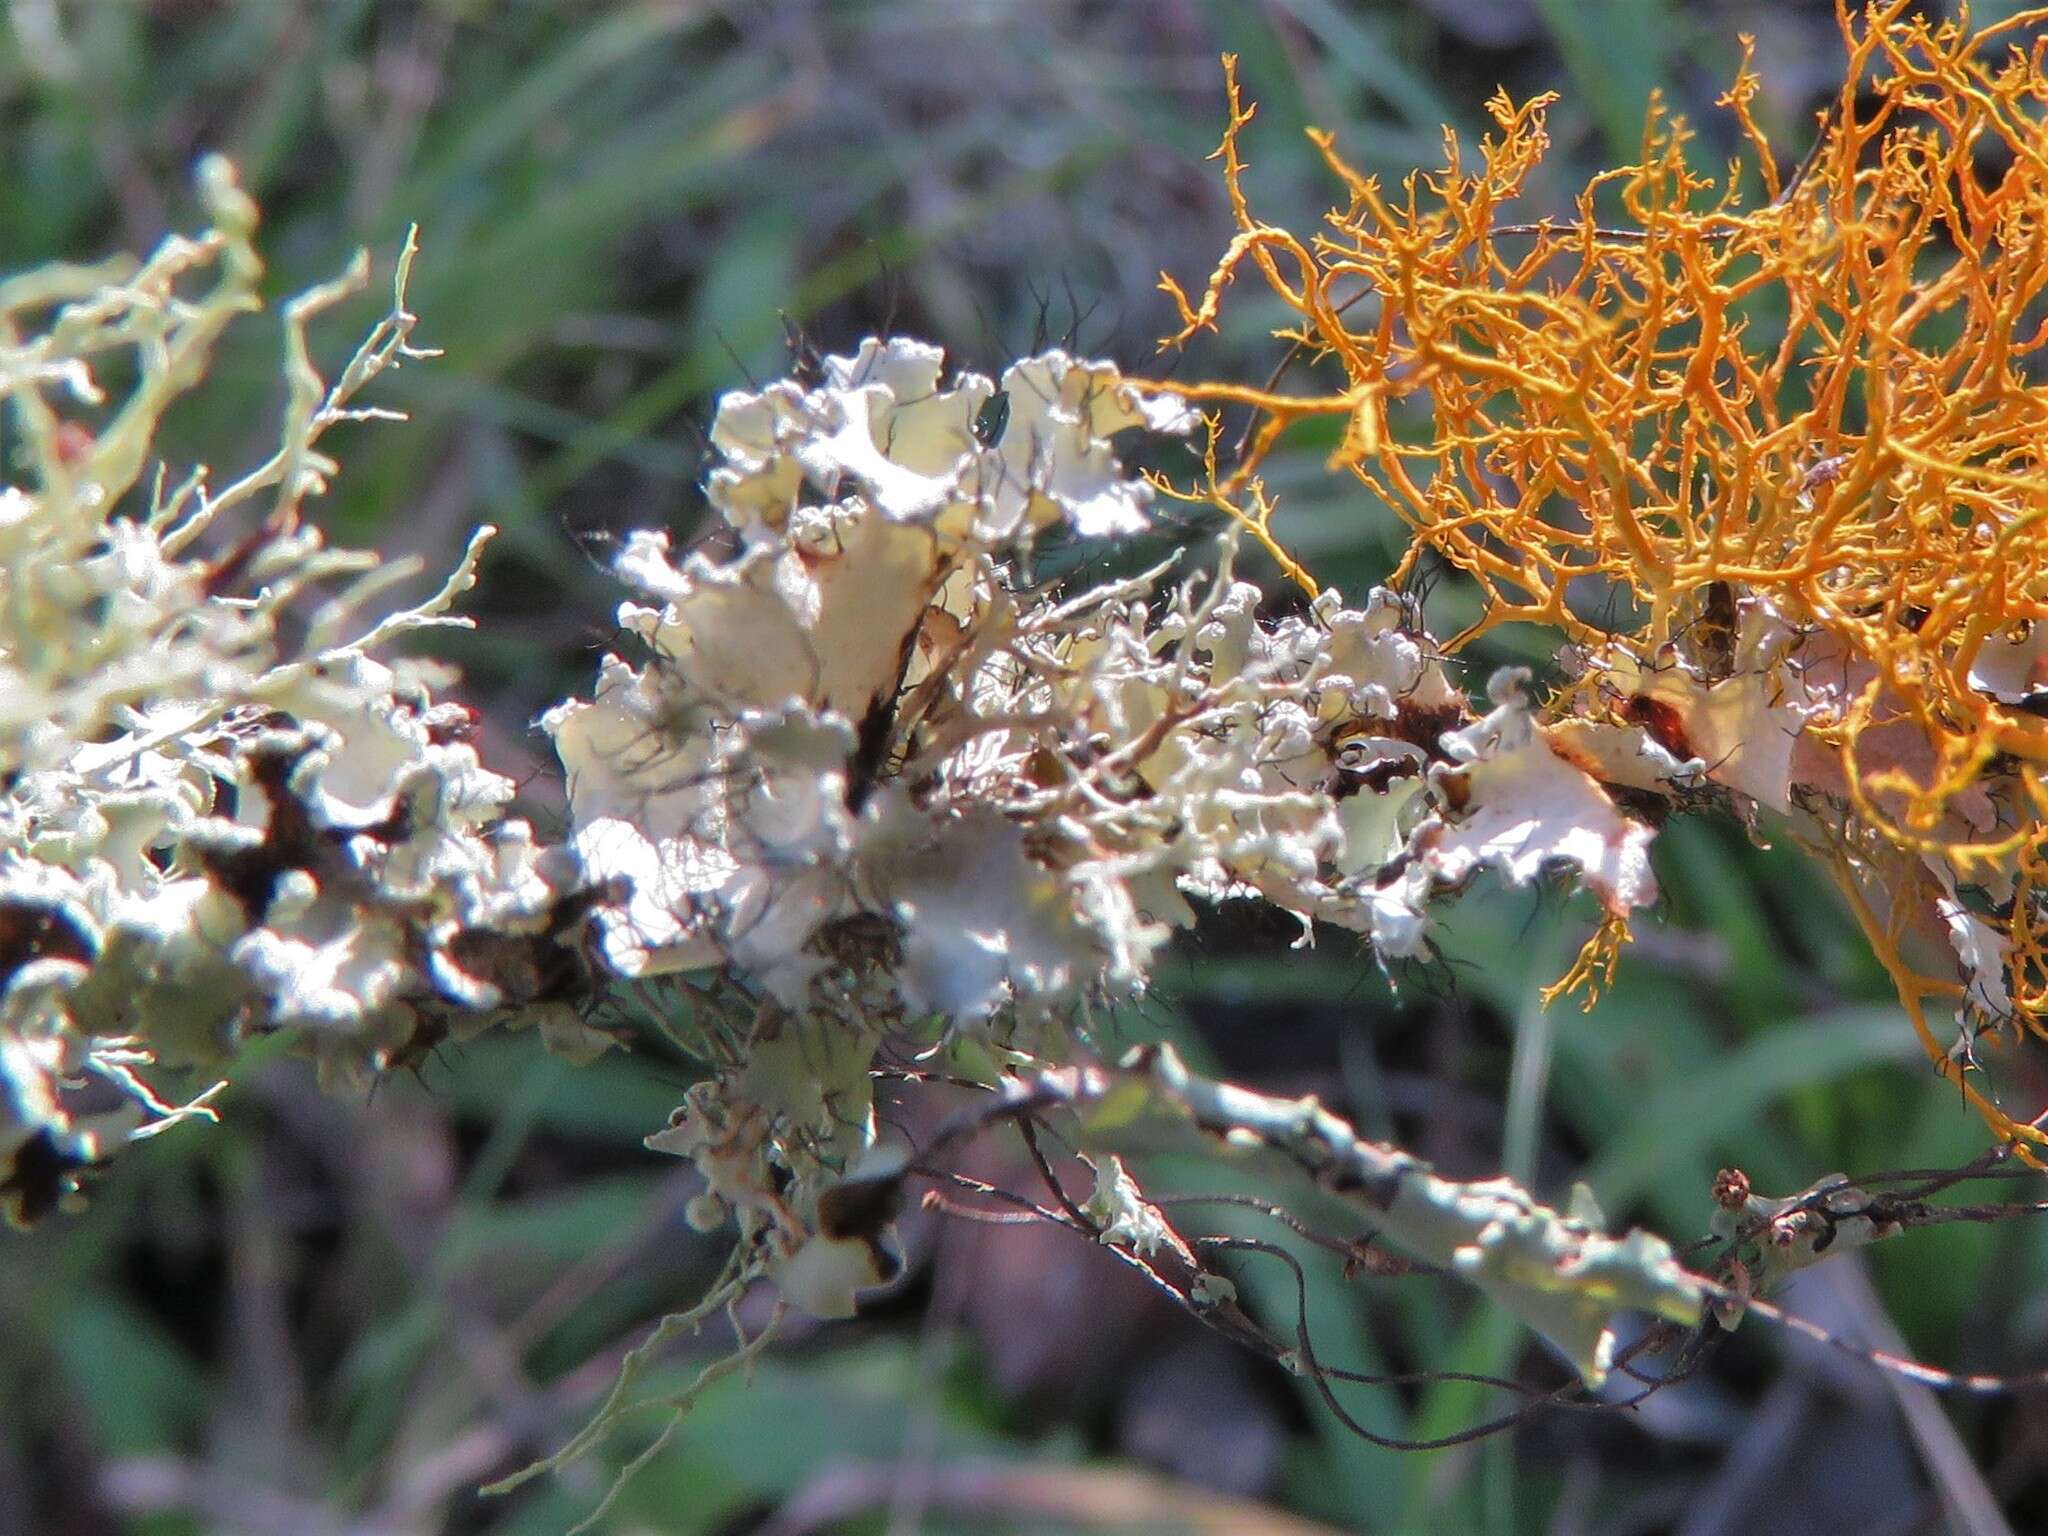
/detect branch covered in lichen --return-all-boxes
[0,162,606,1224]
[13,10,2048,1516]
[1035,1044,1706,1387]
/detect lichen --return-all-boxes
[1155,2,2048,1151]
[0,163,601,1223]
[15,9,2048,1509]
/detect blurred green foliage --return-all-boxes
[3,2,2045,1533]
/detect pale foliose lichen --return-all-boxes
[530,270,2040,1500]
[548,334,1701,1031]
[0,161,604,1225]
[544,333,1719,1346]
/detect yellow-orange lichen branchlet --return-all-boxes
[1158,2,2048,1154]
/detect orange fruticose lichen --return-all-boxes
[1158,2,2048,1155]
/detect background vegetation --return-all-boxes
[3,2,2045,1532]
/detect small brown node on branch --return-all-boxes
[1342,1238,1414,1279]
[1712,1167,1751,1211]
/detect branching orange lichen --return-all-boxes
[1161,2,2048,1152]
[1145,413,1321,599]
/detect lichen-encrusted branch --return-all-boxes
[0,166,602,1225]
[1043,1044,1704,1386]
